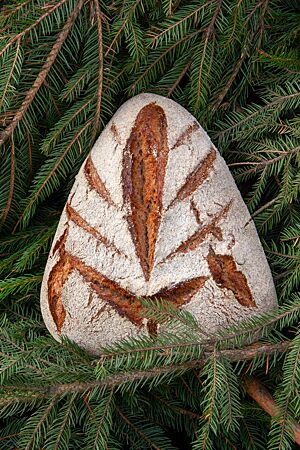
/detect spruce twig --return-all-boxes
[0,0,70,58]
[1,341,289,398]
[0,0,84,146]
[13,120,93,232]
[244,377,300,446]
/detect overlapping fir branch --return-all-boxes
[0,0,299,449]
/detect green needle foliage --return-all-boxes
[0,0,299,448]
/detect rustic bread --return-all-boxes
[40,93,277,354]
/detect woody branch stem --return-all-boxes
[244,377,300,446]
[1,341,290,399]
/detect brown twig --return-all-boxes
[1,341,289,399]
[195,0,223,109]
[243,197,278,228]
[92,0,104,141]
[0,0,84,147]
[26,129,33,181]
[167,60,192,98]
[243,377,300,446]
[1,137,15,224]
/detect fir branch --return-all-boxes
[244,197,278,228]
[87,390,114,450]
[167,59,191,97]
[148,2,213,48]
[213,47,248,110]
[2,341,288,398]
[150,392,202,420]
[217,83,300,142]
[0,1,299,447]
[268,332,300,449]
[0,347,46,381]
[0,0,70,58]
[21,397,58,450]
[95,298,300,363]
[228,145,300,170]
[266,249,300,261]
[0,0,84,146]
[44,393,78,450]
[200,348,218,447]
[0,38,21,111]
[40,97,93,155]
[0,273,42,301]
[131,30,199,93]
[104,0,142,58]
[60,69,89,101]
[14,120,93,231]
[26,130,33,181]
[116,405,161,450]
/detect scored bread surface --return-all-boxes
[41,93,277,354]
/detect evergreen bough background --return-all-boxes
[0,0,299,448]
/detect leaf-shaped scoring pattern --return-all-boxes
[207,246,256,307]
[122,103,169,281]
[46,97,258,341]
[48,215,208,334]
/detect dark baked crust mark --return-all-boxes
[168,147,216,209]
[152,276,208,306]
[85,292,94,308]
[48,227,69,333]
[48,223,207,334]
[122,102,169,281]
[84,156,116,208]
[190,199,202,225]
[207,246,256,307]
[90,305,110,322]
[171,121,200,150]
[48,225,142,333]
[111,122,121,144]
[66,203,123,256]
[164,200,232,262]
[52,228,68,256]
[147,275,208,335]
